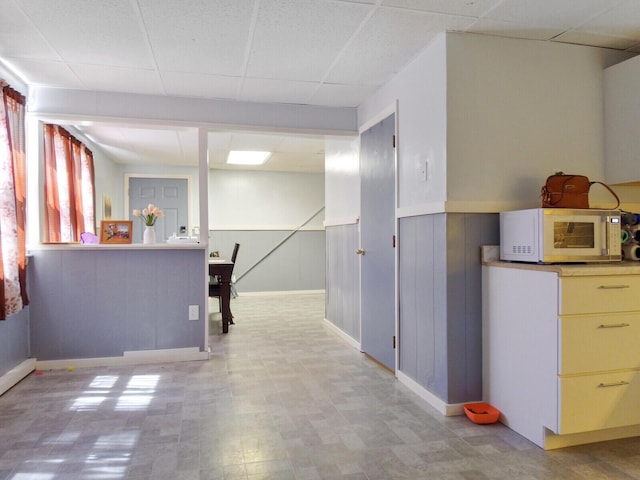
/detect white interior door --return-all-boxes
[129,177,188,243]
[359,113,396,371]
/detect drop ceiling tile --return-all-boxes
[627,42,640,53]
[208,150,229,167]
[246,0,372,82]
[77,124,126,146]
[310,82,377,107]
[553,31,639,50]
[99,144,143,165]
[177,130,200,163]
[138,0,254,76]
[277,135,326,155]
[229,132,284,151]
[119,128,185,165]
[6,0,640,174]
[0,0,59,59]
[326,7,472,86]
[3,58,84,87]
[267,152,324,173]
[467,18,564,41]
[238,77,318,104]
[208,132,233,151]
[382,0,501,17]
[161,72,241,100]
[483,0,621,29]
[68,63,165,96]
[570,0,640,40]
[15,0,154,68]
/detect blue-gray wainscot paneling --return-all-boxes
[28,248,206,360]
[209,230,325,293]
[399,213,499,404]
[325,224,360,342]
[0,306,30,376]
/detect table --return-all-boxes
[209,259,234,333]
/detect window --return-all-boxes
[43,124,96,242]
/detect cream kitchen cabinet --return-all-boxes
[482,260,640,449]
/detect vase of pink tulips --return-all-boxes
[133,204,163,244]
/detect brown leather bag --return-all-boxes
[540,172,620,209]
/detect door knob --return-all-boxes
[356,248,365,255]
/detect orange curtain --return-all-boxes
[0,82,28,319]
[82,147,96,235]
[43,124,96,242]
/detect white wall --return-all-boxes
[209,169,324,228]
[358,32,448,212]
[92,148,120,222]
[356,32,635,215]
[207,169,325,293]
[324,137,359,225]
[446,33,633,211]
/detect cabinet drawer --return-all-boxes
[558,370,640,434]
[559,313,640,375]
[559,276,640,315]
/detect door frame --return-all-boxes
[124,173,194,234]
[358,100,399,374]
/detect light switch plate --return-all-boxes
[188,305,199,321]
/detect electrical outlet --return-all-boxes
[188,305,199,321]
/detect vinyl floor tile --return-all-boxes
[1,293,640,479]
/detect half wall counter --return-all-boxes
[28,243,209,369]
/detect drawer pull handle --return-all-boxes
[597,285,630,289]
[598,381,629,388]
[598,323,631,329]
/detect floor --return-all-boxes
[1,293,640,480]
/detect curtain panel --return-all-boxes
[0,82,28,320]
[43,124,96,242]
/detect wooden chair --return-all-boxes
[209,243,240,323]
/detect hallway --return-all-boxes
[1,293,639,479]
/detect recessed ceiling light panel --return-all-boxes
[227,150,271,165]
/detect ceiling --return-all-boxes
[2,0,640,172]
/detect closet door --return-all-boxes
[359,113,396,371]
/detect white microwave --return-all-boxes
[500,208,622,263]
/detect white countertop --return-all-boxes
[481,245,640,276]
[30,242,206,252]
[484,259,640,276]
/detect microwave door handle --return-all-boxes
[603,215,610,255]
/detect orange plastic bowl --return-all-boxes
[463,403,500,424]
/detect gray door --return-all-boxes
[129,177,188,243]
[359,114,396,371]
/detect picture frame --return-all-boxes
[99,220,133,244]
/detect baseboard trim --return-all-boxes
[322,318,361,350]
[35,347,209,370]
[543,424,640,450]
[397,371,466,417]
[238,289,325,297]
[0,358,36,396]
